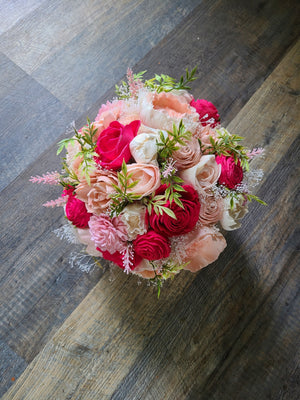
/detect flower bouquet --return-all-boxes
[31,68,265,294]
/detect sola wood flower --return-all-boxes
[31,67,266,296]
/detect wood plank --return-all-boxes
[0,54,76,191]
[0,0,45,35]
[131,0,300,126]
[0,340,27,398]
[3,39,299,400]
[0,0,201,113]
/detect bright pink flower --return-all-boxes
[190,98,220,128]
[95,120,141,170]
[148,184,200,237]
[133,230,171,260]
[215,155,243,189]
[65,192,92,228]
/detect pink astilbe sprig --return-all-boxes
[30,171,60,185]
[43,197,67,208]
[247,147,265,159]
[121,243,135,274]
[127,68,144,98]
[162,158,177,178]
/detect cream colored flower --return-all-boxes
[120,203,147,240]
[220,195,248,231]
[130,127,167,165]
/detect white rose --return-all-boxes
[179,155,221,194]
[220,195,248,231]
[119,203,147,240]
[130,127,167,165]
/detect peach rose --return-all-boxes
[152,91,192,118]
[182,226,227,272]
[75,169,118,215]
[126,163,161,198]
[138,90,197,131]
[179,155,221,194]
[172,136,202,170]
[198,189,224,226]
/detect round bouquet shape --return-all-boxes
[31,68,266,293]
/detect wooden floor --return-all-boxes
[0,0,299,399]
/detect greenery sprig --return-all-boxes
[143,193,177,220]
[57,119,98,184]
[150,261,190,298]
[109,160,141,217]
[157,120,192,161]
[200,128,250,170]
[144,67,197,93]
[115,67,197,99]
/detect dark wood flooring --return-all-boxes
[0,0,299,399]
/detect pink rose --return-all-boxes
[75,170,118,215]
[126,163,161,198]
[183,226,227,272]
[95,120,141,170]
[64,187,92,228]
[190,98,220,128]
[133,230,171,260]
[149,184,200,237]
[215,155,243,189]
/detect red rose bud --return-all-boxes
[215,155,243,189]
[133,230,171,261]
[95,120,141,170]
[190,98,220,128]
[65,194,92,228]
[149,184,201,237]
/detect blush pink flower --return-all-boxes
[172,136,202,170]
[198,189,224,226]
[182,226,227,272]
[89,214,128,254]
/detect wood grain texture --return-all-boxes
[0,57,76,191]
[1,0,299,397]
[3,37,299,400]
[132,0,300,126]
[0,0,201,113]
[0,0,45,35]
